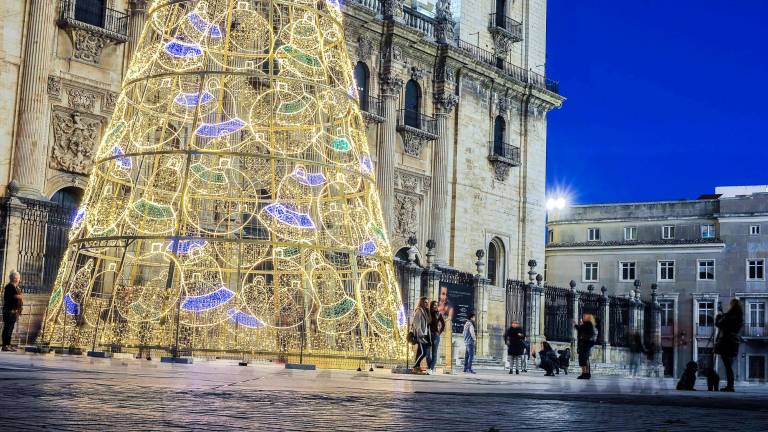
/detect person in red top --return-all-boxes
[427,300,446,375]
[2,270,23,352]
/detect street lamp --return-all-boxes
[546,197,566,211]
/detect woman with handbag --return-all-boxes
[715,299,743,392]
[411,297,432,374]
[427,300,445,375]
[574,313,597,379]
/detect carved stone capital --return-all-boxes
[379,75,404,96]
[129,0,149,14]
[410,66,428,82]
[434,92,458,114]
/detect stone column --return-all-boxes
[569,280,579,351]
[650,283,662,376]
[12,0,58,198]
[125,0,149,72]
[376,77,402,232]
[428,95,457,264]
[2,198,27,276]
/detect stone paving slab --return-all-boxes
[1,353,767,431]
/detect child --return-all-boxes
[557,347,571,375]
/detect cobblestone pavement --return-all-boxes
[1,353,768,431]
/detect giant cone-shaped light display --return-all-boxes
[43,0,407,366]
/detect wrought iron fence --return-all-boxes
[499,60,560,94]
[544,284,573,342]
[0,302,46,346]
[397,109,438,136]
[17,198,76,294]
[505,279,528,330]
[60,0,129,37]
[456,39,497,67]
[488,13,523,41]
[488,141,521,165]
[579,290,604,344]
[643,301,655,349]
[0,199,9,280]
[359,93,384,118]
[609,296,631,347]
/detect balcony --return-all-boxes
[359,94,385,123]
[58,0,128,64]
[500,60,560,94]
[348,0,383,15]
[59,0,129,40]
[488,13,522,57]
[456,39,497,67]
[744,325,768,338]
[488,141,520,182]
[396,109,438,157]
[403,7,436,40]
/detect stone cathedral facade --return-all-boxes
[0,0,561,360]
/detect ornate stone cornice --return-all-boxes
[379,74,404,96]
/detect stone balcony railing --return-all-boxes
[744,325,768,338]
[348,0,383,14]
[402,7,436,40]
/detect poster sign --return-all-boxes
[438,281,475,334]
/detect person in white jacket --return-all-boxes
[411,297,431,374]
[463,312,477,373]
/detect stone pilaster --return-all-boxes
[428,94,457,265]
[125,0,149,73]
[12,0,58,198]
[2,198,27,277]
[569,280,579,351]
[377,76,402,233]
[600,286,610,363]
[650,284,663,376]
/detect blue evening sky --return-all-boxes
[545,1,768,205]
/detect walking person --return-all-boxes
[463,312,477,374]
[522,338,530,372]
[628,331,646,377]
[2,271,23,352]
[715,299,743,392]
[575,313,597,379]
[504,321,526,375]
[411,297,431,374]
[427,300,445,375]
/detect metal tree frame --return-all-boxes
[41,0,407,368]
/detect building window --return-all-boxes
[748,259,766,281]
[492,115,506,156]
[353,62,370,110]
[547,229,554,243]
[749,302,766,328]
[662,225,675,240]
[697,260,715,280]
[404,79,422,128]
[751,225,761,235]
[660,301,674,327]
[698,301,715,327]
[657,260,675,281]
[619,261,636,281]
[623,226,637,241]
[748,356,766,380]
[700,224,715,239]
[587,228,600,241]
[487,242,498,286]
[583,262,598,282]
[75,0,107,28]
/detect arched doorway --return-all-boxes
[404,79,422,128]
[354,62,370,111]
[493,115,506,156]
[42,187,84,290]
[487,238,505,286]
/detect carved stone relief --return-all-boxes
[356,36,374,61]
[67,88,98,113]
[103,91,119,112]
[51,110,102,175]
[394,193,419,240]
[402,132,427,157]
[47,77,62,100]
[71,28,108,64]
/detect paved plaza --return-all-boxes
[0,354,767,431]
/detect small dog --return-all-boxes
[676,361,698,391]
[705,367,720,391]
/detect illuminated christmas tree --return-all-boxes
[42,0,407,366]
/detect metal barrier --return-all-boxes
[544,284,572,342]
[609,296,631,347]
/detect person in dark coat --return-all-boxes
[2,271,23,352]
[557,347,571,374]
[504,321,526,374]
[574,313,597,379]
[535,341,558,376]
[628,332,646,377]
[427,300,446,375]
[715,299,743,392]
